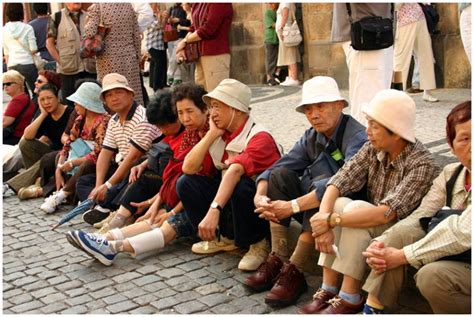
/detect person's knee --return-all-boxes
[176,174,194,201]
[343,200,374,213]
[415,262,444,297]
[18,137,33,153]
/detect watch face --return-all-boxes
[211,202,218,209]
[335,216,341,224]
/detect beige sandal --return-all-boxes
[18,184,42,200]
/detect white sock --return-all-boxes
[109,228,124,241]
[56,189,67,201]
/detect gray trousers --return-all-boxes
[265,43,279,77]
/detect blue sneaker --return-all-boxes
[76,230,117,266]
[363,303,384,314]
[66,230,94,257]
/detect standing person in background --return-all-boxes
[176,3,233,92]
[176,3,194,83]
[145,4,168,92]
[459,3,471,64]
[264,3,281,86]
[3,3,38,96]
[276,3,300,86]
[47,3,95,108]
[331,3,393,126]
[29,3,55,71]
[84,3,144,106]
[164,3,187,87]
[393,3,438,102]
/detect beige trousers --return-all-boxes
[363,222,471,313]
[393,19,436,90]
[318,198,394,281]
[195,53,230,92]
[342,41,393,127]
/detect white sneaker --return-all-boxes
[40,191,66,214]
[191,236,238,254]
[238,239,270,271]
[280,77,300,86]
[422,92,439,102]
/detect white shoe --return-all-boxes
[280,77,300,86]
[238,239,270,271]
[40,191,66,214]
[191,236,238,254]
[93,211,117,229]
[423,92,439,102]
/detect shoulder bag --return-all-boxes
[147,141,173,177]
[282,8,302,47]
[184,42,200,64]
[66,139,94,175]
[80,4,111,58]
[3,98,31,141]
[419,164,471,263]
[346,4,394,51]
[163,24,179,42]
[419,3,440,35]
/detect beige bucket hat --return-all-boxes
[100,73,135,100]
[202,78,252,113]
[362,89,416,143]
[295,76,348,113]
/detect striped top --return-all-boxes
[102,102,161,164]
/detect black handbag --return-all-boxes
[419,165,471,263]
[419,3,440,35]
[346,4,394,51]
[147,141,173,177]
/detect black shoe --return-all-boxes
[267,78,279,86]
[82,207,110,225]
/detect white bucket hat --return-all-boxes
[295,76,348,113]
[202,78,251,113]
[100,73,135,100]
[362,89,416,143]
[67,82,106,114]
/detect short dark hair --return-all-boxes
[172,82,207,112]
[38,83,59,97]
[6,3,24,22]
[33,3,49,15]
[446,101,471,147]
[146,91,178,126]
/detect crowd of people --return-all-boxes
[2,2,471,315]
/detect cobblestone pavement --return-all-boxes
[2,86,469,314]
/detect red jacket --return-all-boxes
[190,3,233,56]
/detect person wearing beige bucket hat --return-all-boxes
[39,82,112,213]
[303,89,438,314]
[176,78,282,271]
[245,76,366,308]
[76,72,161,226]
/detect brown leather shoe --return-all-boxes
[243,252,283,292]
[297,288,336,314]
[264,262,307,308]
[318,295,364,314]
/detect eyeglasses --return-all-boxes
[35,79,45,84]
[3,82,16,87]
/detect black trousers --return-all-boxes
[61,71,96,108]
[148,48,167,91]
[267,167,316,232]
[177,174,269,248]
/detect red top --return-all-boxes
[221,119,281,177]
[190,3,233,56]
[3,93,35,138]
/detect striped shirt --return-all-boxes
[376,163,471,268]
[328,140,438,220]
[102,102,161,164]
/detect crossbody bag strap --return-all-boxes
[8,98,31,131]
[345,3,353,23]
[445,164,465,207]
[290,6,297,24]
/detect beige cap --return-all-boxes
[202,78,252,113]
[362,89,416,143]
[100,73,134,99]
[295,76,348,113]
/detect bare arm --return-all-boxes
[3,116,15,128]
[23,112,48,140]
[46,37,60,62]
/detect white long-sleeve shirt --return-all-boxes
[3,21,37,66]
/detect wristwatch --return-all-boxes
[291,199,300,214]
[334,214,342,226]
[210,201,223,212]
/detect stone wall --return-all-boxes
[230,3,471,88]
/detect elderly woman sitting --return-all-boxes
[362,101,471,314]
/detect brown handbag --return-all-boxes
[163,24,178,42]
[184,42,200,64]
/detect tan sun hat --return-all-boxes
[202,78,252,113]
[100,73,135,100]
[295,76,348,113]
[362,89,416,143]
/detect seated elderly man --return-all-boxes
[299,89,438,314]
[177,78,281,270]
[245,76,367,307]
[362,101,471,314]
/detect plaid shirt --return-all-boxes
[328,140,438,220]
[145,19,165,51]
